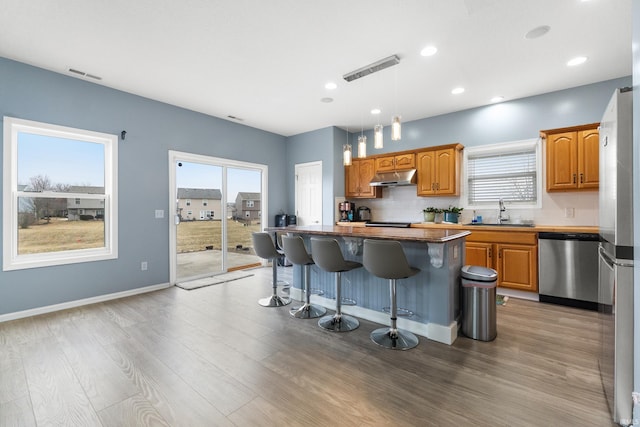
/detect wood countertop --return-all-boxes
[336,221,598,234]
[410,222,598,233]
[266,225,470,243]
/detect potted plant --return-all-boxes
[422,207,442,222]
[443,206,463,223]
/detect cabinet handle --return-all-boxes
[580,173,584,183]
[488,248,492,258]
[431,183,435,190]
[573,174,576,184]
[498,249,502,259]
[436,183,440,190]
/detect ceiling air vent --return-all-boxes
[68,68,102,80]
[343,55,400,82]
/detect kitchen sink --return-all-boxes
[465,222,535,227]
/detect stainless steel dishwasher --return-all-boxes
[538,232,600,310]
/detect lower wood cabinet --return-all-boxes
[465,231,538,292]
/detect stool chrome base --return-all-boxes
[290,303,326,319]
[370,327,418,350]
[318,314,359,332]
[258,295,291,307]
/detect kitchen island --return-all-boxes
[266,225,470,344]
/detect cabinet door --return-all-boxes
[357,159,379,198]
[496,244,537,292]
[416,150,436,196]
[435,148,457,195]
[345,164,360,197]
[375,156,396,172]
[546,132,578,191]
[578,129,599,189]
[394,153,416,170]
[465,242,492,268]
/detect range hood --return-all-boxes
[369,169,417,187]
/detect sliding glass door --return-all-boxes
[169,151,266,284]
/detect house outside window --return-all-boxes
[3,117,118,271]
[186,199,191,206]
[246,200,254,208]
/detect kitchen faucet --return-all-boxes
[498,198,508,223]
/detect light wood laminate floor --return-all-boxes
[0,266,615,426]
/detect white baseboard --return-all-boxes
[0,282,172,323]
[291,288,458,345]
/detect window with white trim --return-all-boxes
[463,139,540,208]
[3,117,118,270]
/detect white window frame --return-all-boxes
[462,138,541,210]
[3,117,118,271]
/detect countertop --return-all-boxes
[336,221,598,234]
[265,224,470,243]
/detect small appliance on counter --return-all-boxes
[338,201,356,222]
[275,213,296,227]
[357,206,371,221]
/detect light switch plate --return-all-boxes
[155,209,164,219]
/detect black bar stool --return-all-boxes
[281,235,327,319]
[310,237,361,332]
[363,239,420,350]
[252,232,291,307]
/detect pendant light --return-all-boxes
[391,116,401,141]
[391,61,402,141]
[374,124,383,149]
[358,135,367,158]
[343,128,352,166]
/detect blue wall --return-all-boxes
[0,54,633,317]
[356,77,631,152]
[0,57,287,315]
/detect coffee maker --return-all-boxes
[338,201,355,222]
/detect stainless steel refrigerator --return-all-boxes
[598,87,633,425]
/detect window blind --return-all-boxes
[467,148,537,205]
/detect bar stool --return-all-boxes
[281,235,327,319]
[310,237,361,332]
[252,232,291,307]
[363,239,420,350]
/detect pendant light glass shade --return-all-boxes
[357,135,367,158]
[374,124,383,149]
[391,116,401,141]
[343,143,352,166]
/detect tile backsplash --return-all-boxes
[337,185,598,226]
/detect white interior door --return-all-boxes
[295,161,322,226]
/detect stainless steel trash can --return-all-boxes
[461,265,498,341]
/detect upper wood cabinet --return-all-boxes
[542,123,599,192]
[416,144,463,196]
[345,158,382,199]
[375,153,416,172]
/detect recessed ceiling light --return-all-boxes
[324,82,337,90]
[320,97,333,103]
[490,96,505,103]
[567,56,587,67]
[525,25,551,40]
[371,108,381,115]
[420,46,438,57]
[451,87,465,95]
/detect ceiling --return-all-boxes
[0,0,632,137]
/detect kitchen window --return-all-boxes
[3,117,118,271]
[463,138,540,208]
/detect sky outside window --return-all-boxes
[17,132,105,189]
